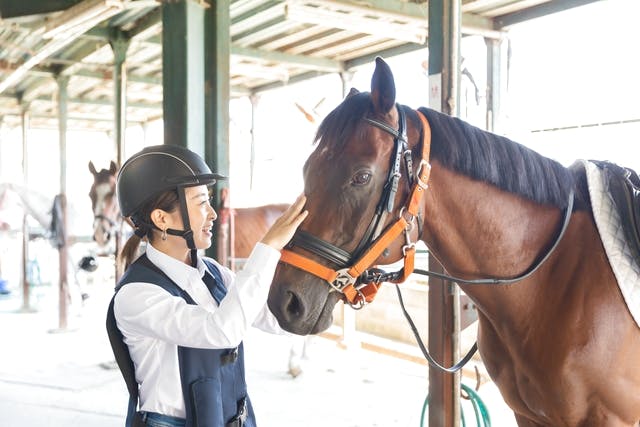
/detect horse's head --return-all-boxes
[268,58,428,334]
[89,160,119,247]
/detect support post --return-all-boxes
[56,75,70,331]
[428,0,462,426]
[162,0,206,154]
[204,0,231,260]
[20,103,31,312]
[110,30,130,281]
[485,37,504,133]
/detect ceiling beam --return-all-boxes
[0,0,79,19]
[232,46,343,72]
[495,0,603,29]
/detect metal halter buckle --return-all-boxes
[416,160,431,190]
[331,268,357,293]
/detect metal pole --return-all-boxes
[20,104,31,312]
[204,0,230,260]
[428,0,461,425]
[110,30,130,281]
[56,75,70,331]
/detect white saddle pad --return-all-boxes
[583,160,640,328]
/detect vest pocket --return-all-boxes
[190,377,224,427]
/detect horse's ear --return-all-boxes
[89,161,97,175]
[109,161,118,175]
[370,56,396,114]
[345,88,359,99]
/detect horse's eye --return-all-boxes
[352,171,372,186]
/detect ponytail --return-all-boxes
[118,189,179,271]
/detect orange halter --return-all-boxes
[279,109,432,308]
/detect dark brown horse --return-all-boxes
[88,160,120,249]
[267,58,640,426]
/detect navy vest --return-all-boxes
[106,254,256,427]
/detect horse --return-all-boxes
[267,57,640,426]
[0,182,92,301]
[217,188,289,266]
[88,161,120,252]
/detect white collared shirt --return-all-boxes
[113,242,285,418]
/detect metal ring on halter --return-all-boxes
[348,290,367,310]
[402,242,416,255]
[398,206,415,228]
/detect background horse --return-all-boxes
[88,161,120,253]
[267,58,640,425]
[217,188,289,268]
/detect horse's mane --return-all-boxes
[419,107,576,209]
[313,93,576,210]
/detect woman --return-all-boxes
[106,144,307,427]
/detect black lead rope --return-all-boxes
[395,283,478,373]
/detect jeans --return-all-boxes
[142,412,186,427]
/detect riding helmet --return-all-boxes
[116,144,225,218]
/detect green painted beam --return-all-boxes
[162,1,205,152]
[0,0,79,19]
[252,70,331,93]
[232,45,343,72]
[204,0,231,260]
[345,43,425,69]
[495,0,602,29]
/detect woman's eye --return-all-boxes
[352,171,371,186]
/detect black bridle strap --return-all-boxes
[351,105,409,257]
[290,230,352,267]
[94,214,117,227]
[414,189,575,286]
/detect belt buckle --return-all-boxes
[226,398,247,427]
[220,347,239,365]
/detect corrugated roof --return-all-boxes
[0,0,600,131]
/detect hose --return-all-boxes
[419,382,491,427]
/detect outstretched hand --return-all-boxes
[260,194,308,250]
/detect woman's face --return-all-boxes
[183,185,217,250]
[151,185,217,263]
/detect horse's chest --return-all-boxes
[478,325,582,424]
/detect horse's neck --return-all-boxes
[421,163,563,312]
[3,183,52,230]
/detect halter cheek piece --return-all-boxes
[279,105,433,308]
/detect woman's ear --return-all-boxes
[150,208,169,230]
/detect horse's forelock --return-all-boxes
[314,92,371,153]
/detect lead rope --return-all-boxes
[394,283,478,373]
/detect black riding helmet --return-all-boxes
[116,144,226,267]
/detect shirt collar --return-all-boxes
[145,243,208,287]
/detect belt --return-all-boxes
[226,398,247,427]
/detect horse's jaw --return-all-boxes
[268,274,341,335]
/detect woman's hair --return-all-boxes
[119,189,179,270]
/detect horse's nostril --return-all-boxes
[285,291,304,319]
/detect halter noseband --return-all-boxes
[279,106,432,308]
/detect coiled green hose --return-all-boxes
[420,382,491,427]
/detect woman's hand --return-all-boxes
[260,194,308,250]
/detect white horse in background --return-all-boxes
[0,182,93,305]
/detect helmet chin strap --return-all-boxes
[166,186,198,268]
